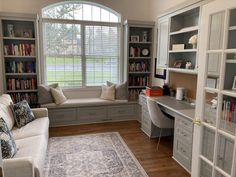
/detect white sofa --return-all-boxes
[41,87,140,127]
[0,94,49,177]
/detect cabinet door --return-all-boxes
[192,1,236,177]
[157,17,169,68]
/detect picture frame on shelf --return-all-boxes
[207,78,217,89]
[130,35,139,42]
[232,76,236,91]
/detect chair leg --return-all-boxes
[157,128,162,151]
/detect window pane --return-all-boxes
[42,2,120,22]
[44,23,82,87]
[85,25,120,86]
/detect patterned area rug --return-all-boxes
[44,132,148,177]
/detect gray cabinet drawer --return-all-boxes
[49,108,77,123]
[142,113,151,128]
[175,124,193,144]
[175,114,193,133]
[79,107,107,120]
[107,105,135,118]
[174,138,192,171]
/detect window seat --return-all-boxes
[41,88,140,127]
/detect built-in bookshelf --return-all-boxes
[168,7,200,73]
[0,13,39,107]
[124,20,154,101]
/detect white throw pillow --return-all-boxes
[50,87,67,104]
[100,85,115,101]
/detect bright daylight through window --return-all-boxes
[42,2,121,87]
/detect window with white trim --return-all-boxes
[42,2,121,87]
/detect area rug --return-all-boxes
[43,132,148,177]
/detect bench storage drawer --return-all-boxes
[48,108,77,124]
[107,105,135,118]
[78,107,107,120]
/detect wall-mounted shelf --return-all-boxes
[5,73,37,76]
[169,49,197,53]
[6,90,38,93]
[2,37,36,41]
[168,68,198,74]
[4,55,36,58]
[170,26,199,35]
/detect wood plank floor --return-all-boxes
[49,120,190,177]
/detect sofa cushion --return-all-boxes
[100,85,115,100]
[50,87,67,104]
[14,135,48,177]
[11,100,35,128]
[12,117,49,140]
[107,81,128,100]
[0,94,15,130]
[41,98,128,108]
[0,118,17,159]
[38,83,58,105]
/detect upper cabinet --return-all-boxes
[157,17,169,68]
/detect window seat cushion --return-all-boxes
[41,98,128,109]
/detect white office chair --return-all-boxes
[146,97,174,150]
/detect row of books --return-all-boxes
[129,62,149,72]
[6,61,35,73]
[128,76,149,86]
[9,93,37,105]
[4,43,35,56]
[222,99,236,123]
[7,78,37,90]
[129,89,142,101]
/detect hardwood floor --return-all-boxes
[49,120,190,177]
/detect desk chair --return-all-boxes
[146,97,174,150]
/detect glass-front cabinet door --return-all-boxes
[192,0,236,177]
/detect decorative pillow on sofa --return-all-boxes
[38,83,58,105]
[107,81,128,100]
[0,117,17,159]
[50,86,67,104]
[100,85,115,101]
[11,100,35,128]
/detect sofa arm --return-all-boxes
[32,108,48,118]
[3,157,34,177]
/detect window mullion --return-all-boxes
[81,24,86,87]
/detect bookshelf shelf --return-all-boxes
[6,90,38,93]
[4,55,36,58]
[2,37,36,41]
[128,86,146,89]
[169,49,197,53]
[1,14,39,106]
[170,26,199,35]
[129,57,151,60]
[226,59,236,63]
[128,72,151,74]
[5,73,37,76]
[222,90,236,98]
[129,41,152,44]
[229,26,236,31]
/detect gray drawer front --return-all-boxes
[174,138,192,171]
[175,124,193,144]
[79,107,107,120]
[49,108,77,123]
[175,114,193,133]
[142,113,151,129]
[107,105,135,118]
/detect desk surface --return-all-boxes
[151,96,196,120]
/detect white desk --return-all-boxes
[139,95,195,173]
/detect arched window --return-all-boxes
[42,1,121,87]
